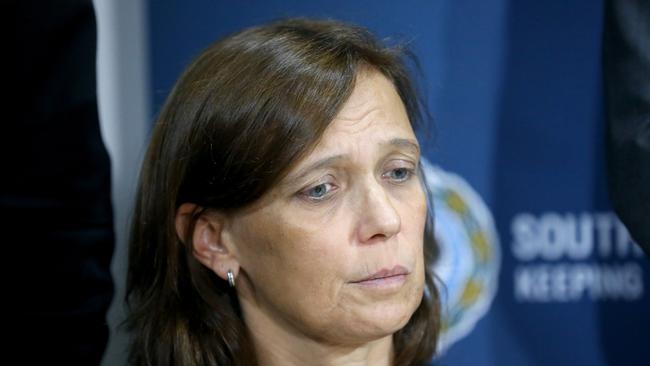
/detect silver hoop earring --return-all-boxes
[227,270,235,288]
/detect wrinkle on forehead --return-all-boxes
[331,71,403,135]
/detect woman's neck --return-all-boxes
[239,297,394,366]
[254,335,393,366]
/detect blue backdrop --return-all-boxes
[147,1,649,365]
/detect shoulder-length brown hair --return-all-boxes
[126,17,439,366]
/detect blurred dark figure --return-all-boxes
[8,0,114,364]
[604,0,650,256]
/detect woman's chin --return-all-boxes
[338,301,420,343]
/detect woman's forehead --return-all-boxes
[334,71,407,122]
[304,72,417,157]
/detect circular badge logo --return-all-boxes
[421,160,501,353]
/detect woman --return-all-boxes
[126,18,440,366]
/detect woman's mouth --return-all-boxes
[351,265,410,288]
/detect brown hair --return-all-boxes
[126,17,440,366]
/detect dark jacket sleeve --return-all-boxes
[7,0,114,363]
[604,0,650,256]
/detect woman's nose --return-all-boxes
[356,181,401,243]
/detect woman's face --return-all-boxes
[228,70,427,344]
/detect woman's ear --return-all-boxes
[175,203,240,282]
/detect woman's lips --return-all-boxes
[351,265,410,288]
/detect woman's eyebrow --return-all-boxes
[285,139,418,185]
[384,138,420,154]
[289,155,345,183]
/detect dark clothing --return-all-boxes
[604,0,650,256]
[8,0,114,363]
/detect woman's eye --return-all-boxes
[385,167,414,182]
[302,182,335,201]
